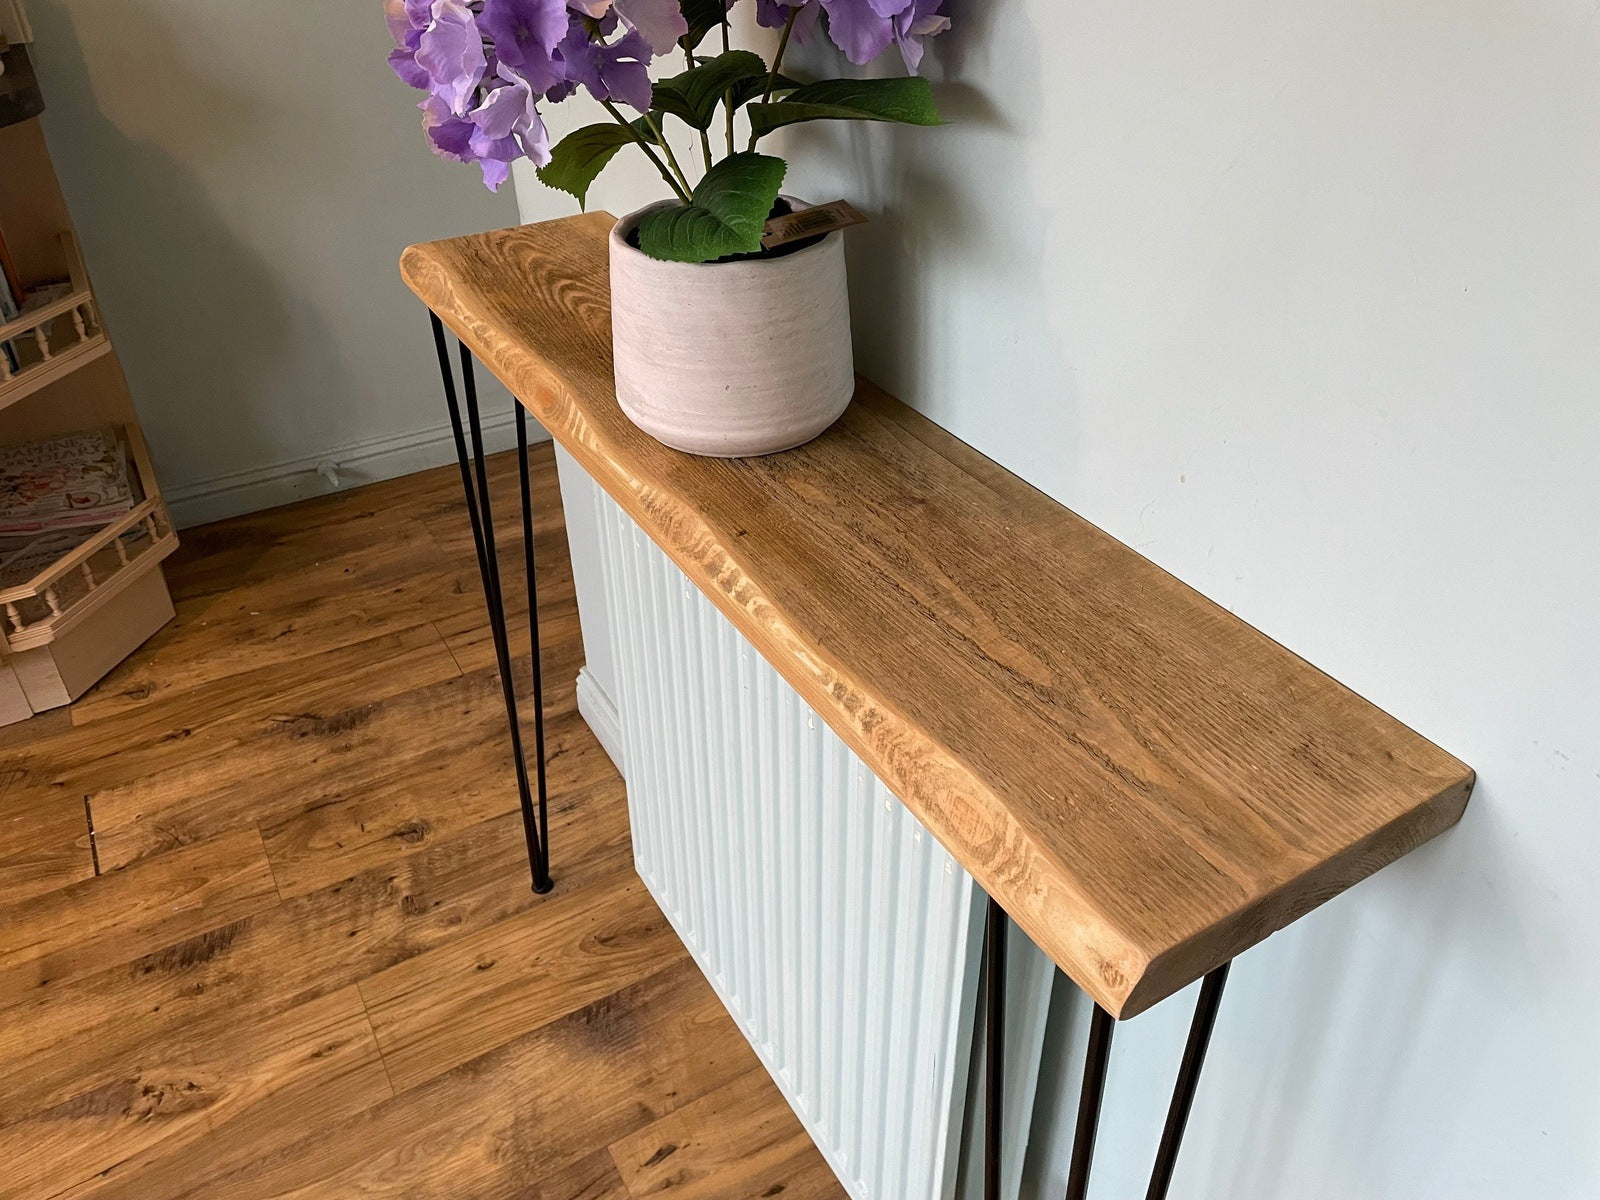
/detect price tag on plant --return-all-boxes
[761,201,869,251]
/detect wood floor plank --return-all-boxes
[0,453,842,1200]
[609,1068,849,1200]
[11,622,462,806]
[258,695,618,899]
[2,986,390,1200]
[162,479,455,606]
[0,790,631,1124]
[0,786,93,907]
[71,524,475,727]
[86,665,539,875]
[360,861,685,1093]
[0,827,279,1009]
[103,960,757,1200]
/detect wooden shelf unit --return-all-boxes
[0,430,177,653]
[0,67,176,722]
[0,231,110,409]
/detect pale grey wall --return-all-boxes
[25,0,523,524]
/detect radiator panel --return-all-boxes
[593,482,982,1200]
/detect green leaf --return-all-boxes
[678,0,729,51]
[535,123,636,210]
[651,50,768,130]
[727,72,803,110]
[636,152,788,263]
[630,115,661,146]
[747,76,943,143]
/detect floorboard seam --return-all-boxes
[353,981,401,1101]
[254,820,289,902]
[82,796,101,876]
[434,620,472,676]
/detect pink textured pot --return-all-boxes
[609,199,855,458]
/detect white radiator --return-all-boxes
[593,482,983,1200]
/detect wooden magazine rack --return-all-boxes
[0,48,176,722]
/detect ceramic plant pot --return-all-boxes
[608,199,855,458]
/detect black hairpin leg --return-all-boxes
[984,896,1007,1200]
[1144,963,1230,1200]
[430,313,553,894]
[1041,958,1230,1200]
[1064,1003,1116,1200]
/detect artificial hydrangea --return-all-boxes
[386,0,948,190]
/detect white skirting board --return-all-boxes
[575,664,626,774]
[165,405,548,529]
[583,478,1058,1200]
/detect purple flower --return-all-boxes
[420,92,478,161]
[418,64,550,191]
[563,0,687,56]
[470,65,554,186]
[384,0,433,89]
[817,0,901,65]
[556,22,654,111]
[755,0,821,43]
[416,0,487,114]
[892,0,947,71]
[478,0,568,94]
[612,0,689,55]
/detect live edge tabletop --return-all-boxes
[402,212,1474,1020]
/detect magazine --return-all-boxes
[0,428,138,535]
[0,526,99,590]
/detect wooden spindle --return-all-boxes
[80,562,96,588]
[114,536,129,566]
[32,325,51,361]
[4,603,23,636]
[45,587,63,618]
[71,305,88,340]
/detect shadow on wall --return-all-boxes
[28,0,350,494]
[780,0,1078,488]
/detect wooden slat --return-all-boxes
[403,214,1476,1017]
[0,335,112,413]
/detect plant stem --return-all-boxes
[601,99,691,204]
[748,7,799,150]
[688,46,714,173]
[722,10,735,157]
[643,109,696,198]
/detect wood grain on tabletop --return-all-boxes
[403,214,1475,1017]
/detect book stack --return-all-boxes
[0,427,138,591]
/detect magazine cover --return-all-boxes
[0,427,138,534]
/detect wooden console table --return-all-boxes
[402,213,1473,1200]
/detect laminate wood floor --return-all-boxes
[0,445,846,1200]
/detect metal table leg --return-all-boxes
[429,314,553,894]
[978,896,1232,1200]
